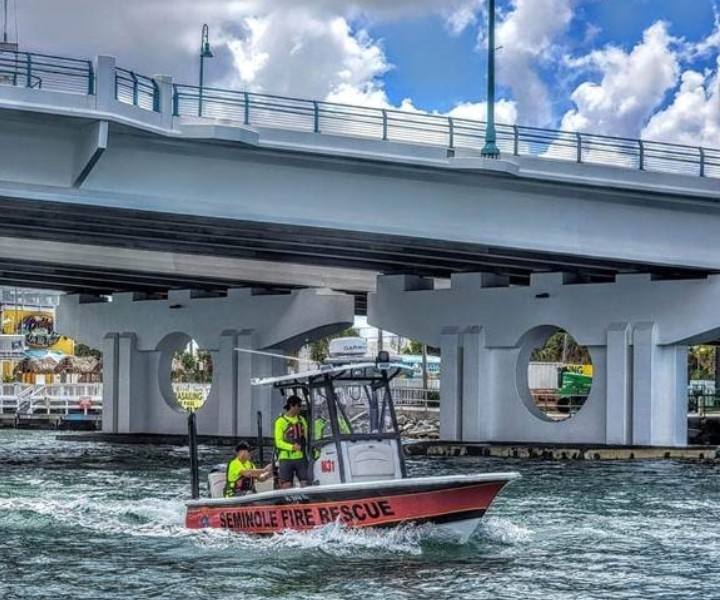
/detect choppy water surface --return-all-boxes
[1,430,719,600]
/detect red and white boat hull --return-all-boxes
[186,473,519,543]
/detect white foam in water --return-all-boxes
[1,481,519,553]
[188,520,443,556]
[0,493,193,539]
[479,517,533,544]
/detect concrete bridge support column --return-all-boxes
[632,323,688,446]
[58,288,354,437]
[439,329,462,440]
[369,273,720,447]
[605,323,631,445]
[439,327,494,441]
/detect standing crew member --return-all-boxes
[224,442,272,498]
[274,395,309,488]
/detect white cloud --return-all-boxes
[642,62,720,148]
[560,22,680,138]
[14,0,476,101]
[494,0,575,127]
[444,0,484,35]
[225,9,390,104]
[447,99,518,124]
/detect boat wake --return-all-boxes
[478,517,533,545]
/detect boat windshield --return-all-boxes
[312,379,398,440]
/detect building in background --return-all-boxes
[0,287,76,382]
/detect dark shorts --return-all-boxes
[278,458,309,484]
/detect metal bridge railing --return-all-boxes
[0,47,717,181]
[115,67,160,112]
[0,49,94,94]
[172,83,719,180]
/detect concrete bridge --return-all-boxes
[1,49,719,445]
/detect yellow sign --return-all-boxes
[565,364,593,377]
[174,387,208,411]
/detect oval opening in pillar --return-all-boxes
[170,340,213,412]
[527,329,593,421]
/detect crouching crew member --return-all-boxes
[275,395,309,489]
[224,442,273,498]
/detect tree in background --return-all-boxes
[402,340,439,356]
[75,343,102,359]
[172,349,213,383]
[689,346,715,380]
[530,331,591,364]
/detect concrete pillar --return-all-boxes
[606,322,631,445]
[95,55,116,112]
[653,344,688,446]
[440,329,462,440]
[197,331,238,437]
[461,327,487,441]
[632,322,656,445]
[102,333,119,434]
[116,332,147,434]
[153,74,174,129]
[59,288,354,437]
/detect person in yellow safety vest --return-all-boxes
[313,413,351,440]
[274,395,309,489]
[312,412,352,459]
[223,442,273,498]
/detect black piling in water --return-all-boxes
[188,411,200,500]
[257,411,264,465]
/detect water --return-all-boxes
[1,430,719,600]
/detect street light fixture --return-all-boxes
[481,0,500,158]
[198,24,213,117]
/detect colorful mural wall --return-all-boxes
[2,309,74,355]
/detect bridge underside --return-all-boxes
[0,196,711,315]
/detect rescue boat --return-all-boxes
[185,340,519,543]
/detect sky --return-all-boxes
[7,0,720,146]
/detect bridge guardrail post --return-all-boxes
[576,132,582,163]
[172,84,180,116]
[25,52,32,88]
[244,92,250,125]
[153,75,174,128]
[87,60,95,95]
[638,140,645,171]
[130,71,139,107]
[448,117,454,150]
[95,55,117,112]
[699,147,706,177]
[313,101,320,133]
[513,125,519,156]
[382,109,388,141]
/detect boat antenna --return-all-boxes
[235,347,318,367]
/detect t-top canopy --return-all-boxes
[251,362,414,387]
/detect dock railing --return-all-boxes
[0,383,102,416]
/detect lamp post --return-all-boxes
[198,24,213,117]
[481,0,500,158]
